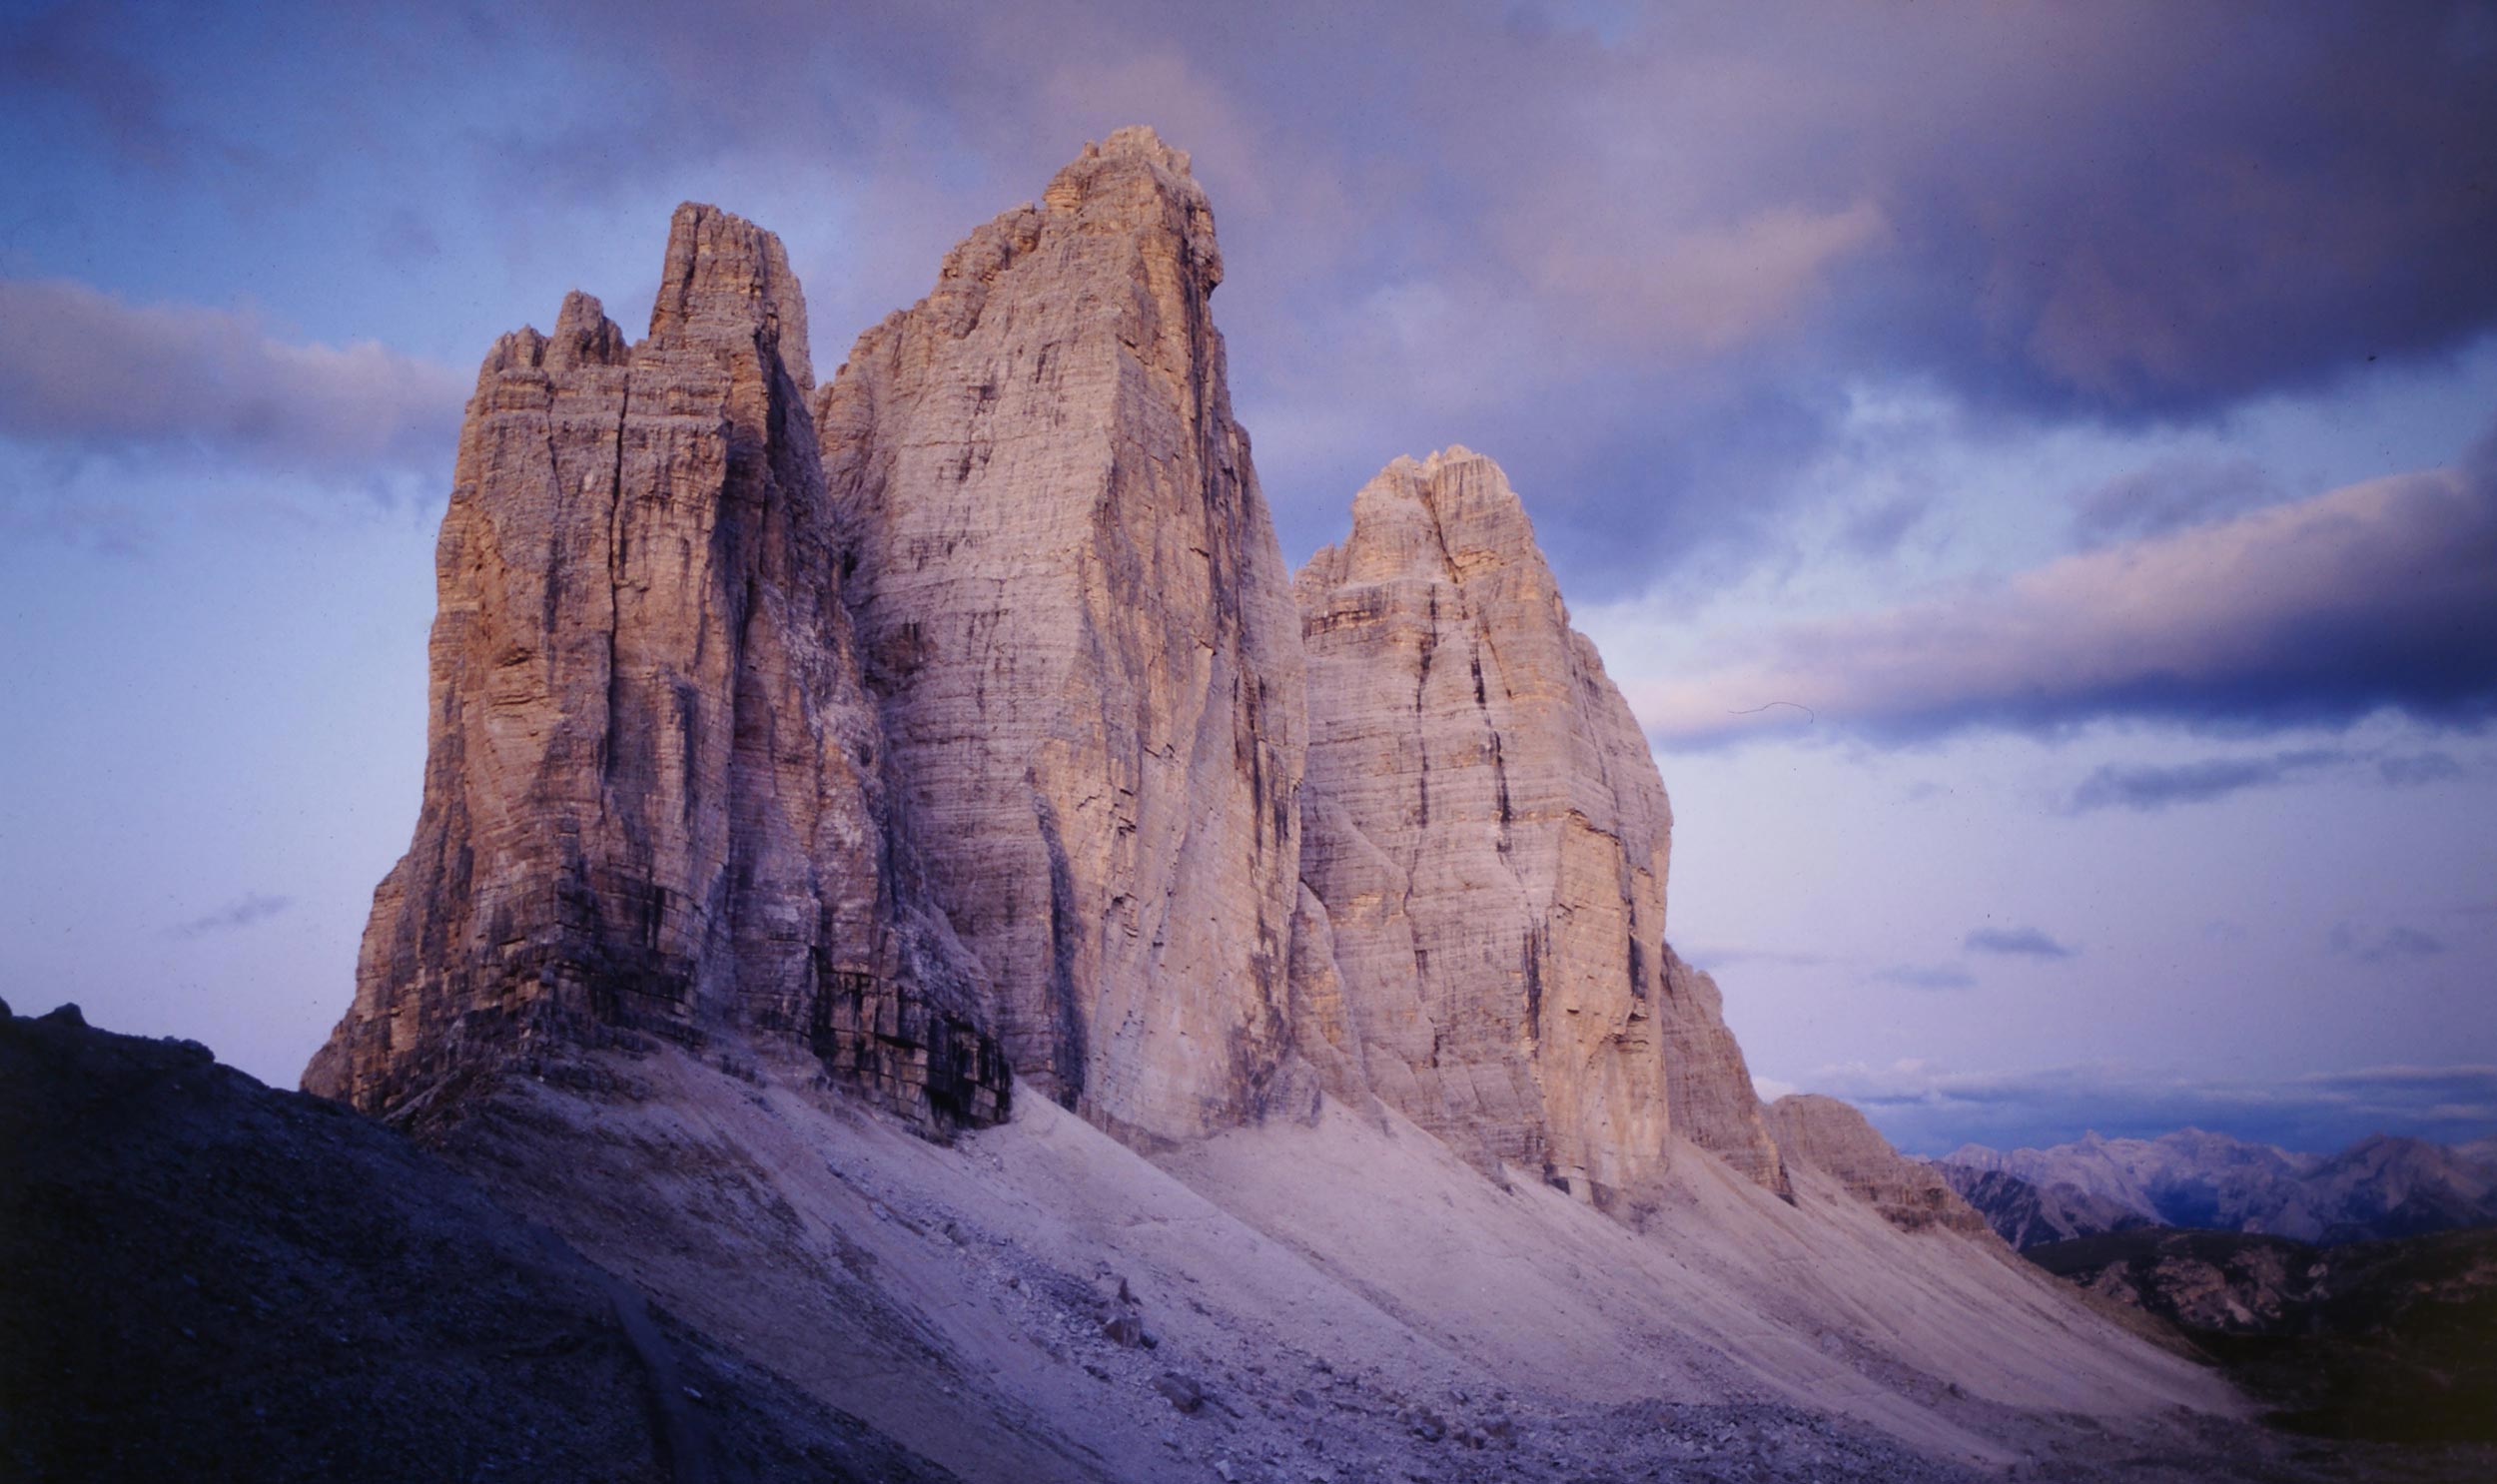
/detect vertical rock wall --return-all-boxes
[1293,448,1784,1206]
[814,128,1305,1143]
[305,206,1006,1131]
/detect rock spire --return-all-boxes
[305,204,1006,1130]
[1291,448,1784,1208]
[813,126,1305,1143]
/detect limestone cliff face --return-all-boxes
[305,205,1007,1131]
[813,128,1303,1143]
[1291,448,1781,1207]
[1660,947,1791,1196]
[1768,1095,1990,1236]
[308,134,1813,1194]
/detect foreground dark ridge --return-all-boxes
[18,1002,2497,1482]
[0,1002,955,1483]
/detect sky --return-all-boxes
[2,0,2493,1157]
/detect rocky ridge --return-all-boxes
[1937,1164,2157,1250]
[1941,1128,2497,1245]
[1769,1096,1991,1237]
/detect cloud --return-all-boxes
[1681,945,1839,971]
[1637,450,2497,744]
[1787,1059,2497,1156]
[2069,748,2351,813]
[2328,923,2447,967]
[1964,926,2077,960]
[2378,750,2465,787]
[235,0,2490,598]
[2063,745,2474,812]
[165,892,292,939]
[1873,964,1976,992]
[0,2,187,173]
[0,278,464,475]
[2069,457,2279,545]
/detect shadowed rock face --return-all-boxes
[1292,448,1783,1208]
[1659,947,1791,1196]
[814,127,1304,1143]
[305,204,1006,1132]
[1771,1095,1990,1236]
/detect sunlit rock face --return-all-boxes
[813,127,1306,1143]
[306,204,1005,1132]
[1291,448,1783,1210]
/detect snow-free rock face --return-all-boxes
[1769,1095,1990,1236]
[1936,1164,2158,1249]
[1292,448,1782,1208]
[814,128,1304,1143]
[1659,946,1791,1195]
[306,204,1007,1131]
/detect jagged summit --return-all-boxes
[648,201,813,382]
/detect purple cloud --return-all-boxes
[2069,457,2281,546]
[165,892,292,940]
[0,278,464,473]
[280,1,2497,591]
[1638,444,2497,744]
[1965,927,2078,961]
[2069,750,2352,813]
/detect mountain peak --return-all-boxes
[649,200,811,382]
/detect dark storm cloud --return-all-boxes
[1642,448,2497,744]
[165,892,292,939]
[0,279,464,473]
[1802,1061,2497,1156]
[1964,927,2077,961]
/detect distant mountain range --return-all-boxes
[1934,1128,2497,1248]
